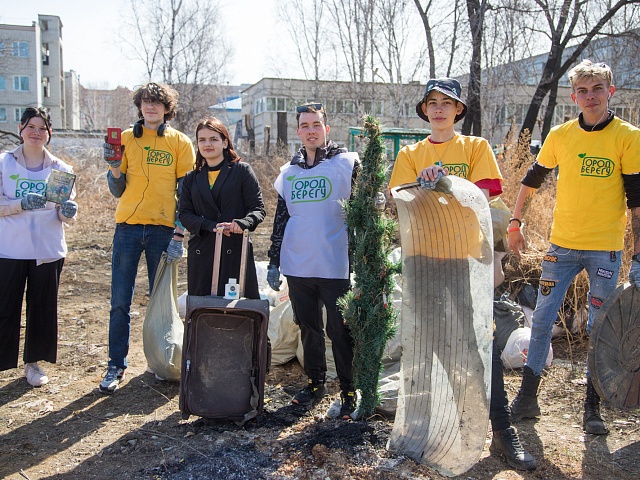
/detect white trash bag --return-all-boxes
[142,253,183,381]
[501,326,553,369]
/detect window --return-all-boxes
[14,76,30,91]
[0,77,5,90]
[43,77,51,98]
[266,97,276,111]
[41,19,49,31]
[42,43,50,65]
[12,42,29,58]
[254,98,265,114]
[0,107,6,122]
[363,101,384,116]
[14,107,27,122]
[324,100,335,114]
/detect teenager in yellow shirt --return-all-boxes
[389,78,535,470]
[508,60,640,435]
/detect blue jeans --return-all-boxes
[526,244,621,376]
[108,223,174,368]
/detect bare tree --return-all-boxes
[80,86,136,131]
[373,0,428,126]
[278,0,327,89]
[121,0,231,132]
[461,0,490,136]
[327,0,377,111]
[413,0,438,78]
[519,0,640,142]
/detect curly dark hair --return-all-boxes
[19,107,52,145]
[195,117,241,171]
[132,82,179,121]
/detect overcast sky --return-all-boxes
[0,0,294,89]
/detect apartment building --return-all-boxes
[0,14,74,133]
[240,78,428,155]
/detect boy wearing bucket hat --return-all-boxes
[389,78,536,470]
[389,78,502,199]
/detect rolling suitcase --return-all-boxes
[179,228,270,423]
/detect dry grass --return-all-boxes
[64,133,635,344]
[497,129,635,342]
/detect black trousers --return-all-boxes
[286,276,354,391]
[0,258,64,371]
[490,338,511,432]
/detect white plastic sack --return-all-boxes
[267,300,299,366]
[501,327,552,369]
[142,254,183,381]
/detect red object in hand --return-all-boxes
[106,127,123,161]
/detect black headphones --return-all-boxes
[133,119,167,138]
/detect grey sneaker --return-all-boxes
[99,365,125,394]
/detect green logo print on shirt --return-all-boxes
[10,174,46,198]
[579,153,614,178]
[288,175,333,203]
[444,163,469,178]
[145,146,174,166]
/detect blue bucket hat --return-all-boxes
[416,78,468,123]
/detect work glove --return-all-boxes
[21,193,47,210]
[267,264,282,291]
[60,200,78,218]
[629,259,640,288]
[103,142,123,169]
[417,171,444,190]
[165,239,184,263]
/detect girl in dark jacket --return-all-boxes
[179,117,265,298]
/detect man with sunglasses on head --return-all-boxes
[508,60,640,435]
[267,103,360,420]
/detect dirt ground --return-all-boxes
[0,158,639,480]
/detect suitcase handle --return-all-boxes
[210,227,250,297]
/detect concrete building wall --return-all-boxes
[65,70,81,130]
[0,23,40,133]
[240,78,427,155]
[0,14,72,134]
[39,15,65,129]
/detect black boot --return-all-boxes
[292,373,328,406]
[583,378,609,435]
[509,366,542,422]
[489,426,537,470]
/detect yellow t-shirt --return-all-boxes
[388,134,502,189]
[208,170,220,188]
[537,116,640,251]
[115,124,195,227]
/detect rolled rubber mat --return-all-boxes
[388,176,493,476]
[589,284,640,410]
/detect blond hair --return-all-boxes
[568,60,613,91]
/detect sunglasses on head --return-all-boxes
[593,62,610,69]
[296,103,324,113]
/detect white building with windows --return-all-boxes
[480,32,640,145]
[240,78,427,155]
[0,14,75,134]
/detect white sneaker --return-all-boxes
[99,365,125,394]
[25,362,49,387]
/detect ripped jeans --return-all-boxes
[525,244,621,376]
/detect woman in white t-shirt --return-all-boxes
[0,107,78,387]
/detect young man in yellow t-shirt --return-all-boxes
[99,83,195,394]
[389,78,535,471]
[508,60,640,435]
